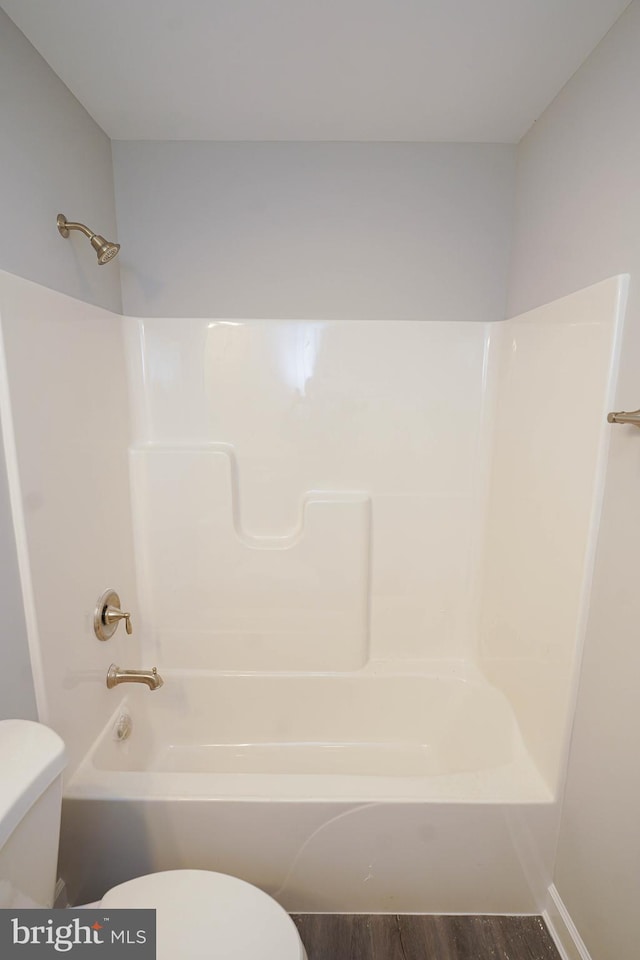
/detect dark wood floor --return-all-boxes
[291,914,562,960]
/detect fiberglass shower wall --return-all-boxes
[123,275,625,793]
[0,272,140,777]
[124,318,489,672]
[0,270,622,792]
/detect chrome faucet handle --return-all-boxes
[94,589,133,641]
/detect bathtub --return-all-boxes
[65,665,549,802]
[59,665,556,913]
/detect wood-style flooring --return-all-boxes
[291,914,562,960]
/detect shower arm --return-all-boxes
[56,216,96,240]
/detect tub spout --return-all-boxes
[106,664,164,691]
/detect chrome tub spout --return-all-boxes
[106,664,164,691]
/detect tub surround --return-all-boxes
[479,276,626,788]
[0,272,139,774]
[123,276,624,792]
[0,269,626,913]
[126,318,487,670]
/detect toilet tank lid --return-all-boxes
[0,720,66,849]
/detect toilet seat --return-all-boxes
[101,869,307,960]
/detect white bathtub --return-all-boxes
[66,666,548,802]
[59,666,555,913]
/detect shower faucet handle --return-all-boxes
[104,605,133,635]
[94,589,133,641]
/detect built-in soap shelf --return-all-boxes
[130,444,371,671]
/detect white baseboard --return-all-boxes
[543,884,593,960]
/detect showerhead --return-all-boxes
[57,214,120,266]
[90,234,120,265]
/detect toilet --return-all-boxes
[0,720,307,959]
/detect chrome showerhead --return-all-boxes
[57,214,120,266]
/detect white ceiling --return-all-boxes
[1,0,631,142]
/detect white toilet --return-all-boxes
[0,720,307,959]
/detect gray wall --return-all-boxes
[112,141,516,320]
[0,10,122,720]
[0,10,121,313]
[509,2,640,957]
